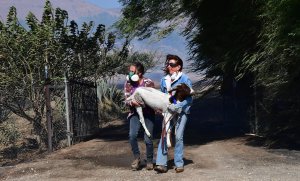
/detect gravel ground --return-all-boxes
[1,128,300,181]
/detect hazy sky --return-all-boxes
[86,0,121,8]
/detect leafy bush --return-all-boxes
[0,120,20,147]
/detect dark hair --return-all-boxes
[134,62,145,75]
[164,54,183,74]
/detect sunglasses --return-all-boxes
[167,62,178,68]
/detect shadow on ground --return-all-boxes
[96,91,249,147]
[85,91,250,169]
[185,92,248,146]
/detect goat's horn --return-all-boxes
[190,88,195,95]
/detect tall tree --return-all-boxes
[243,0,300,143]
[0,0,135,147]
[117,0,300,146]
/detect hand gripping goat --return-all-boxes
[125,83,192,147]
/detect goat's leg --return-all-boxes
[136,107,151,137]
[166,122,172,148]
[163,112,173,148]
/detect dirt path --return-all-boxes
[1,93,300,181]
[1,135,300,181]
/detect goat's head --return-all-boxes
[169,83,191,103]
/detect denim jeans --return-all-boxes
[129,113,154,163]
[156,112,188,168]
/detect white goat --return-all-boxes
[125,83,191,147]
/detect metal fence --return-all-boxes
[69,79,98,142]
[46,77,99,149]
[0,77,99,165]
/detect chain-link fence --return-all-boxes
[50,82,69,149]
[0,77,99,166]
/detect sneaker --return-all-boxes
[131,158,140,170]
[175,167,184,173]
[154,165,168,173]
[146,162,154,170]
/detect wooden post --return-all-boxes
[45,65,53,152]
[253,76,258,135]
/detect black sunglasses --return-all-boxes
[167,62,178,68]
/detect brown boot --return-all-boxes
[131,158,140,170]
[146,162,154,170]
[175,167,184,173]
[154,165,168,173]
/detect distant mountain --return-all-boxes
[133,31,188,60]
[0,0,119,22]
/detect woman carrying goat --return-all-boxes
[124,62,155,171]
[155,54,193,173]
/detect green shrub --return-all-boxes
[0,120,20,147]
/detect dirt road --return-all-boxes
[1,134,300,181]
[1,93,300,181]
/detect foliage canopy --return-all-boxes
[0,0,155,146]
[117,0,300,146]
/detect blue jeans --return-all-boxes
[129,113,154,163]
[156,112,188,168]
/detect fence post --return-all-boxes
[253,76,259,134]
[64,72,72,146]
[45,65,53,152]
